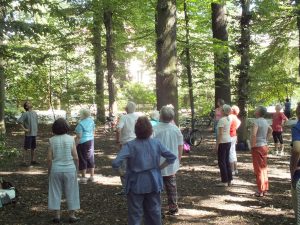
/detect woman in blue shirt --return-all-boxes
[75,109,95,183]
[291,102,300,224]
[112,116,176,225]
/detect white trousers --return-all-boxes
[229,136,237,163]
[48,171,80,210]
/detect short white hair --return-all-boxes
[222,104,231,116]
[160,106,175,122]
[150,110,160,121]
[275,104,282,110]
[79,108,91,119]
[126,101,136,113]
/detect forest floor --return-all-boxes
[0,123,296,225]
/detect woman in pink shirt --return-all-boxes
[272,104,288,155]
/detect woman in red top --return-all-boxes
[272,104,288,156]
[229,105,241,176]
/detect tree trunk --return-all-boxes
[92,10,105,123]
[0,6,6,134]
[183,0,195,130]
[155,0,178,122]
[104,10,116,115]
[211,3,231,107]
[237,0,251,147]
[296,0,300,77]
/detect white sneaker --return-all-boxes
[280,151,284,156]
[79,177,88,184]
[88,176,95,182]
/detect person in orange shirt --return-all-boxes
[272,104,288,156]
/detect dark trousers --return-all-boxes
[218,142,232,183]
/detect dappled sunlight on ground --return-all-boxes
[93,174,121,186]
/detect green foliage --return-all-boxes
[122,82,156,106]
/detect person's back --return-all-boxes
[254,117,269,146]
[118,113,139,144]
[76,117,95,144]
[18,110,38,137]
[50,134,76,172]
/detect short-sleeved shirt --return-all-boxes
[253,117,269,147]
[272,112,287,132]
[112,138,176,194]
[117,113,139,144]
[229,114,241,137]
[217,116,231,143]
[17,111,38,136]
[49,134,76,173]
[75,117,95,144]
[153,122,184,176]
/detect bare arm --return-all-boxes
[267,126,273,140]
[290,141,300,179]
[71,143,79,171]
[47,146,53,175]
[251,124,258,148]
[215,127,223,151]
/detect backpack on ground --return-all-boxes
[0,178,17,208]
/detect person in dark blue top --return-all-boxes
[291,102,300,224]
[112,116,176,225]
[284,98,292,119]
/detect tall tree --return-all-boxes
[296,0,300,77]
[237,0,251,146]
[92,3,105,123]
[211,2,231,106]
[183,0,195,129]
[0,5,5,134]
[104,9,116,115]
[156,0,178,121]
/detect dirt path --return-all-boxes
[0,124,295,225]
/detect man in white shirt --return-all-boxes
[115,101,139,195]
[153,106,183,216]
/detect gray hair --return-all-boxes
[150,110,160,121]
[160,106,175,123]
[256,106,267,117]
[126,101,136,113]
[222,104,231,116]
[79,108,91,119]
[275,103,282,110]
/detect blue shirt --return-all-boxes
[112,138,176,194]
[75,117,95,144]
[292,121,300,142]
[150,119,159,127]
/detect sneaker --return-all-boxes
[88,176,95,182]
[79,178,88,184]
[69,217,80,223]
[165,209,179,216]
[115,190,125,195]
[280,151,284,156]
[216,182,227,187]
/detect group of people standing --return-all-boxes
[113,102,183,225]
[213,99,290,198]
[18,98,298,224]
